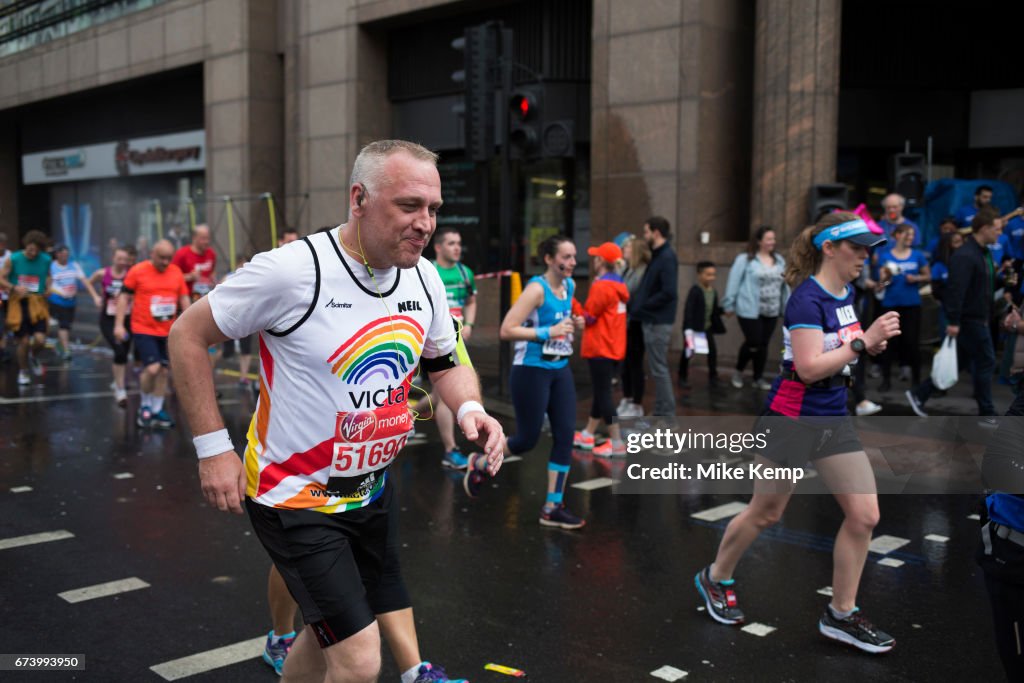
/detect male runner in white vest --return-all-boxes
[170,140,505,683]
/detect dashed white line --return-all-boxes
[878,557,905,568]
[10,486,32,493]
[572,477,617,491]
[741,622,777,637]
[503,455,523,463]
[59,577,150,604]
[0,530,75,551]
[817,586,834,597]
[149,636,265,681]
[967,514,981,521]
[924,534,949,543]
[691,502,748,522]
[868,535,910,555]
[650,665,688,681]
[113,472,135,480]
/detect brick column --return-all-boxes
[749,0,841,242]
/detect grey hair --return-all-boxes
[349,139,439,196]
[883,193,906,208]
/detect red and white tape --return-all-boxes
[474,270,515,280]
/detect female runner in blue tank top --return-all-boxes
[694,213,903,654]
[464,235,586,529]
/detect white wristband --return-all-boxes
[456,400,486,424]
[193,429,234,459]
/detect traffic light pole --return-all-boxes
[497,25,513,398]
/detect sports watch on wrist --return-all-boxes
[850,337,867,354]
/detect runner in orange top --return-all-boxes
[573,241,629,457]
[115,240,190,430]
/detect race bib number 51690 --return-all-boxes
[329,405,411,477]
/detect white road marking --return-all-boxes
[878,557,905,568]
[817,586,834,597]
[0,530,74,551]
[572,477,617,491]
[113,472,134,480]
[741,622,777,637]
[10,486,33,493]
[59,577,150,603]
[924,534,949,543]
[868,535,910,555]
[650,665,688,681]
[691,501,748,522]
[503,455,523,463]
[967,514,981,521]
[0,389,136,405]
[150,636,266,681]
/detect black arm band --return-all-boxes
[420,353,457,373]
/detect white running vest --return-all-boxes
[243,231,452,513]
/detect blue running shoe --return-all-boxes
[262,630,296,676]
[539,504,586,530]
[442,447,469,470]
[136,407,153,429]
[152,409,175,429]
[412,661,468,682]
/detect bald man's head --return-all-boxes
[192,224,211,252]
[152,240,175,271]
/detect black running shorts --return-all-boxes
[245,479,409,648]
[755,409,862,467]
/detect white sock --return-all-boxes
[581,429,594,438]
[141,393,152,409]
[401,663,426,683]
[150,395,164,414]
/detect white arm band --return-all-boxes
[193,428,234,459]
[456,400,486,424]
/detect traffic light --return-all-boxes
[451,24,498,161]
[807,183,849,223]
[508,84,543,160]
[888,153,926,207]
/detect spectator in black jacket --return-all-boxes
[679,261,725,388]
[628,216,678,416]
[907,207,1003,419]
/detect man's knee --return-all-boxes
[143,363,163,377]
[323,623,381,683]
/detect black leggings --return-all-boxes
[621,319,646,403]
[99,314,132,365]
[881,305,921,384]
[588,358,618,425]
[736,315,778,380]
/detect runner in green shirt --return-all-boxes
[427,225,477,469]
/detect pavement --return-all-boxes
[0,337,1014,682]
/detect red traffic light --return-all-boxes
[509,90,537,121]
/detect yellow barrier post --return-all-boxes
[510,271,522,305]
[186,198,197,232]
[153,199,164,241]
[261,192,278,247]
[223,196,237,272]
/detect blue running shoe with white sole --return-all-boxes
[262,630,296,675]
[412,661,467,682]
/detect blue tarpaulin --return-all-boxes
[906,179,1019,246]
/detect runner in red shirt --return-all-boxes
[172,224,217,300]
[116,240,190,430]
